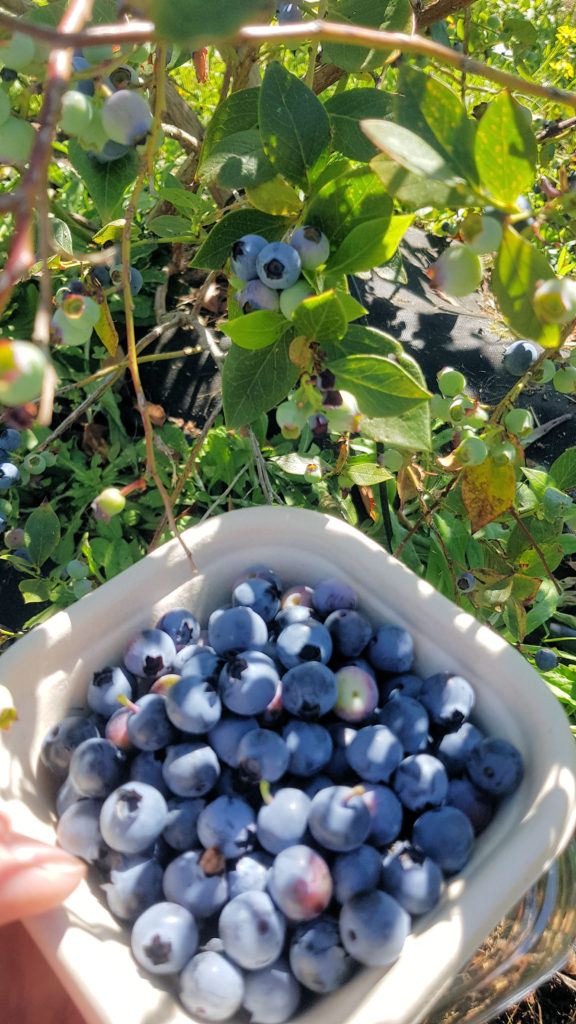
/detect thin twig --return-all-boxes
[248,427,282,506]
[198,461,253,523]
[160,122,200,152]
[509,508,563,595]
[147,398,224,552]
[393,474,460,560]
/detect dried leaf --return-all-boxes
[82,422,109,459]
[461,458,517,533]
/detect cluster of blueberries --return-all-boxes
[231,228,329,318]
[41,568,525,1022]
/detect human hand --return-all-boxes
[0,808,85,925]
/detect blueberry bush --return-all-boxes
[1,0,576,737]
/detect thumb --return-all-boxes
[0,811,86,926]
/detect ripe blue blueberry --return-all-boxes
[103,853,164,921]
[268,844,333,921]
[163,849,229,918]
[339,890,410,966]
[123,628,177,681]
[466,736,524,797]
[0,428,21,452]
[412,805,475,874]
[332,845,382,903]
[393,753,449,811]
[381,841,445,916]
[230,234,268,281]
[40,714,100,775]
[345,724,403,783]
[165,676,222,734]
[126,693,177,751]
[282,720,333,777]
[277,3,303,24]
[131,901,199,974]
[208,605,268,656]
[257,788,311,854]
[99,781,168,855]
[377,695,430,754]
[361,783,404,846]
[218,651,279,716]
[179,950,245,1021]
[280,662,337,720]
[419,671,476,734]
[235,278,280,313]
[162,741,221,797]
[197,794,256,858]
[503,339,540,377]
[219,891,286,970]
[68,737,127,798]
[0,460,19,489]
[289,917,354,994]
[534,648,559,672]
[308,785,371,852]
[446,777,494,835]
[256,242,302,290]
[368,623,414,674]
[242,958,302,1024]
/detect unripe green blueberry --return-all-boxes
[426,243,483,298]
[430,394,453,420]
[553,366,576,394]
[0,339,50,406]
[437,367,466,398]
[304,460,323,481]
[60,90,94,138]
[454,436,488,465]
[66,558,89,580]
[276,399,310,433]
[382,448,404,472]
[531,359,556,383]
[543,486,574,521]
[289,226,331,270]
[91,486,126,522]
[0,32,35,71]
[82,44,115,65]
[504,408,533,436]
[72,578,93,599]
[491,441,518,465]
[463,405,489,428]
[532,278,576,324]
[1,116,34,164]
[22,452,46,474]
[279,280,314,319]
[449,395,474,423]
[461,214,503,255]
[4,527,25,549]
[51,307,92,347]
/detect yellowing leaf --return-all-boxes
[461,458,517,533]
[246,177,303,216]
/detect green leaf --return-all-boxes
[323,323,405,361]
[361,120,471,188]
[51,218,74,255]
[245,177,303,217]
[525,579,561,635]
[67,140,140,223]
[492,227,559,348]
[370,153,474,209]
[326,214,412,277]
[151,0,270,46]
[148,215,192,237]
[19,579,52,604]
[346,462,391,485]
[191,210,289,270]
[198,130,275,189]
[549,448,576,491]
[323,0,413,72]
[330,354,431,417]
[361,405,432,451]
[502,598,527,642]
[223,311,289,350]
[305,166,392,250]
[24,502,61,568]
[474,92,537,206]
[156,188,212,217]
[292,291,348,344]
[324,89,395,161]
[335,291,367,322]
[394,66,478,185]
[271,453,328,477]
[222,336,300,428]
[199,88,260,169]
[259,63,331,187]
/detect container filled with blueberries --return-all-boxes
[2,506,576,1024]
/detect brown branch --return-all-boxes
[537,115,576,141]
[0,0,95,318]
[0,12,154,47]
[417,0,481,29]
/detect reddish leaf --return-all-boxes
[461,458,517,533]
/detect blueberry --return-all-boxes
[289,226,330,269]
[131,901,199,974]
[129,750,170,797]
[179,950,245,1021]
[368,624,414,674]
[165,676,221,734]
[235,278,280,313]
[360,784,404,847]
[503,339,540,377]
[197,794,256,858]
[268,844,333,921]
[218,651,279,716]
[155,607,200,649]
[162,796,205,851]
[0,428,21,452]
[71,55,95,96]
[332,845,382,903]
[232,576,281,623]
[257,787,311,854]
[208,714,259,767]
[312,577,357,617]
[412,805,475,874]
[308,785,371,852]
[40,715,100,775]
[228,851,273,900]
[208,605,268,656]
[466,736,524,797]
[345,724,403,783]
[162,742,221,798]
[256,242,302,290]
[333,664,379,722]
[339,890,410,966]
[446,777,494,835]
[123,628,177,681]
[0,460,20,489]
[276,3,303,24]
[236,727,290,784]
[393,753,449,811]
[534,648,559,672]
[381,841,445,916]
[275,620,333,669]
[324,608,372,658]
[280,662,337,720]
[101,89,152,146]
[282,720,333,776]
[456,571,476,593]
[219,891,286,970]
[419,672,476,734]
[163,849,229,918]
[434,721,484,775]
[377,695,430,754]
[99,781,168,854]
[242,958,302,1023]
[103,852,164,921]
[289,917,353,994]
[126,693,177,751]
[57,798,107,863]
[230,234,268,281]
[68,737,127,798]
